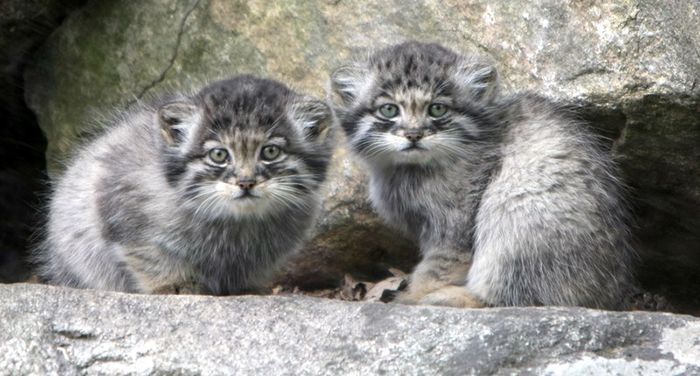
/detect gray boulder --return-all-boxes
[1,283,699,375]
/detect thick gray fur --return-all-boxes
[331,42,635,309]
[37,75,335,295]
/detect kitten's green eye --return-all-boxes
[428,103,448,118]
[208,148,229,164]
[261,145,282,161]
[378,104,399,118]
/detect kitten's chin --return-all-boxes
[188,194,276,219]
[390,148,436,166]
[225,197,274,217]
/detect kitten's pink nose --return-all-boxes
[237,178,256,190]
[405,129,423,142]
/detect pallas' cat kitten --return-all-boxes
[331,42,635,309]
[38,75,334,294]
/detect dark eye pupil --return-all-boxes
[262,146,279,160]
[380,104,398,118]
[209,148,228,163]
[429,104,447,117]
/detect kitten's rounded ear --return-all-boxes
[158,100,200,145]
[290,97,334,144]
[453,59,500,104]
[329,65,370,108]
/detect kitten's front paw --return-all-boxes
[419,286,486,308]
[392,290,425,305]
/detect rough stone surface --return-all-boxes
[1,283,699,375]
[22,1,700,308]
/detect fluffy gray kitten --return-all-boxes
[331,42,635,309]
[37,75,334,295]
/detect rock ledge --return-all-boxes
[1,284,698,375]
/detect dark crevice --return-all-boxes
[632,190,700,315]
[576,95,700,316]
[0,0,88,282]
[576,103,628,151]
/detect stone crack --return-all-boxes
[133,0,202,101]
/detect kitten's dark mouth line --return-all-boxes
[234,191,260,200]
[401,144,427,152]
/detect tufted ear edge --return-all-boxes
[452,58,500,104]
[329,65,371,108]
[158,100,200,146]
[289,97,334,144]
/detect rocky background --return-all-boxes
[0,0,698,317]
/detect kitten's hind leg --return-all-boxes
[395,248,482,307]
[468,189,632,308]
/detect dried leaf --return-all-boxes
[340,274,370,301]
[365,275,408,302]
[270,268,410,304]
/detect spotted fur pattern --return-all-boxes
[331,42,635,308]
[37,75,335,294]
